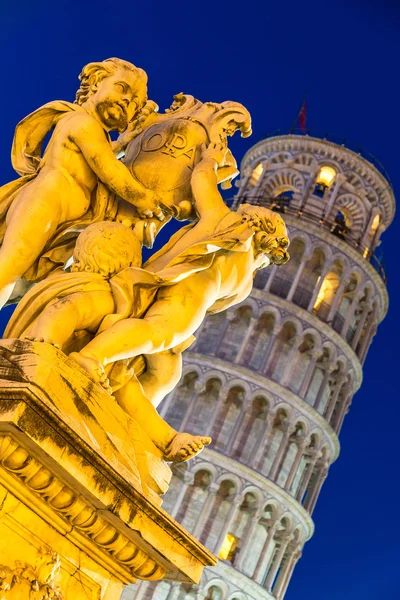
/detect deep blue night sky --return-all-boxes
[1,1,399,598]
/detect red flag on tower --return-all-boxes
[298,99,307,132]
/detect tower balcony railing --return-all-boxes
[231,194,387,283]
[261,128,393,190]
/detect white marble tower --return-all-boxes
[124,133,394,600]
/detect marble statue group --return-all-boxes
[0,58,290,464]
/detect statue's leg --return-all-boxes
[78,273,217,367]
[139,349,183,408]
[115,376,177,449]
[115,368,211,462]
[0,194,59,307]
[26,291,114,347]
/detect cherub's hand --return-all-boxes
[200,142,229,168]
[135,189,165,221]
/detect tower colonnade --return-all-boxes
[125,134,394,600]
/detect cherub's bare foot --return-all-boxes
[164,433,211,462]
[69,352,112,395]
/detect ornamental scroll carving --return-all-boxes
[0,552,63,599]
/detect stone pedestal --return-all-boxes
[0,339,216,599]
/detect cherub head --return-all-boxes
[75,58,148,132]
[72,222,142,277]
[237,203,290,267]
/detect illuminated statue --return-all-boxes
[0,58,163,308]
[5,143,289,464]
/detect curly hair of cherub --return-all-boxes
[75,57,147,107]
[72,222,142,277]
[238,203,290,265]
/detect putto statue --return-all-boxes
[0,57,290,597]
[0,57,289,465]
[6,143,289,461]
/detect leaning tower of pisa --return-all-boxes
[125,133,394,600]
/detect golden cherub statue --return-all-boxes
[0,58,164,308]
[5,144,289,461]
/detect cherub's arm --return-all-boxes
[191,143,232,222]
[70,114,164,220]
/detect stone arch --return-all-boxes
[190,462,218,483]
[181,363,203,381]
[308,430,323,450]
[202,369,228,386]
[301,327,323,348]
[344,169,365,190]
[293,152,318,167]
[204,580,229,600]
[222,378,252,399]
[238,485,264,508]
[262,168,305,199]
[270,151,293,164]
[332,193,368,238]
[214,473,242,494]
[262,500,280,521]
[228,593,247,600]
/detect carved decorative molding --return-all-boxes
[0,433,166,582]
[0,552,63,599]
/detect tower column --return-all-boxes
[286,254,310,302]
[304,465,329,514]
[284,439,307,492]
[324,375,347,423]
[277,550,302,600]
[215,310,236,356]
[236,316,258,364]
[192,484,219,539]
[313,364,335,413]
[299,348,323,399]
[234,509,263,570]
[253,417,276,470]
[351,302,372,350]
[171,473,194,519]
[253,520,279,583]
[265,534,291,592]
[280,336,302,386]
[213,495,243,555]
[295,451,320,503]
[269,422,292,480]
